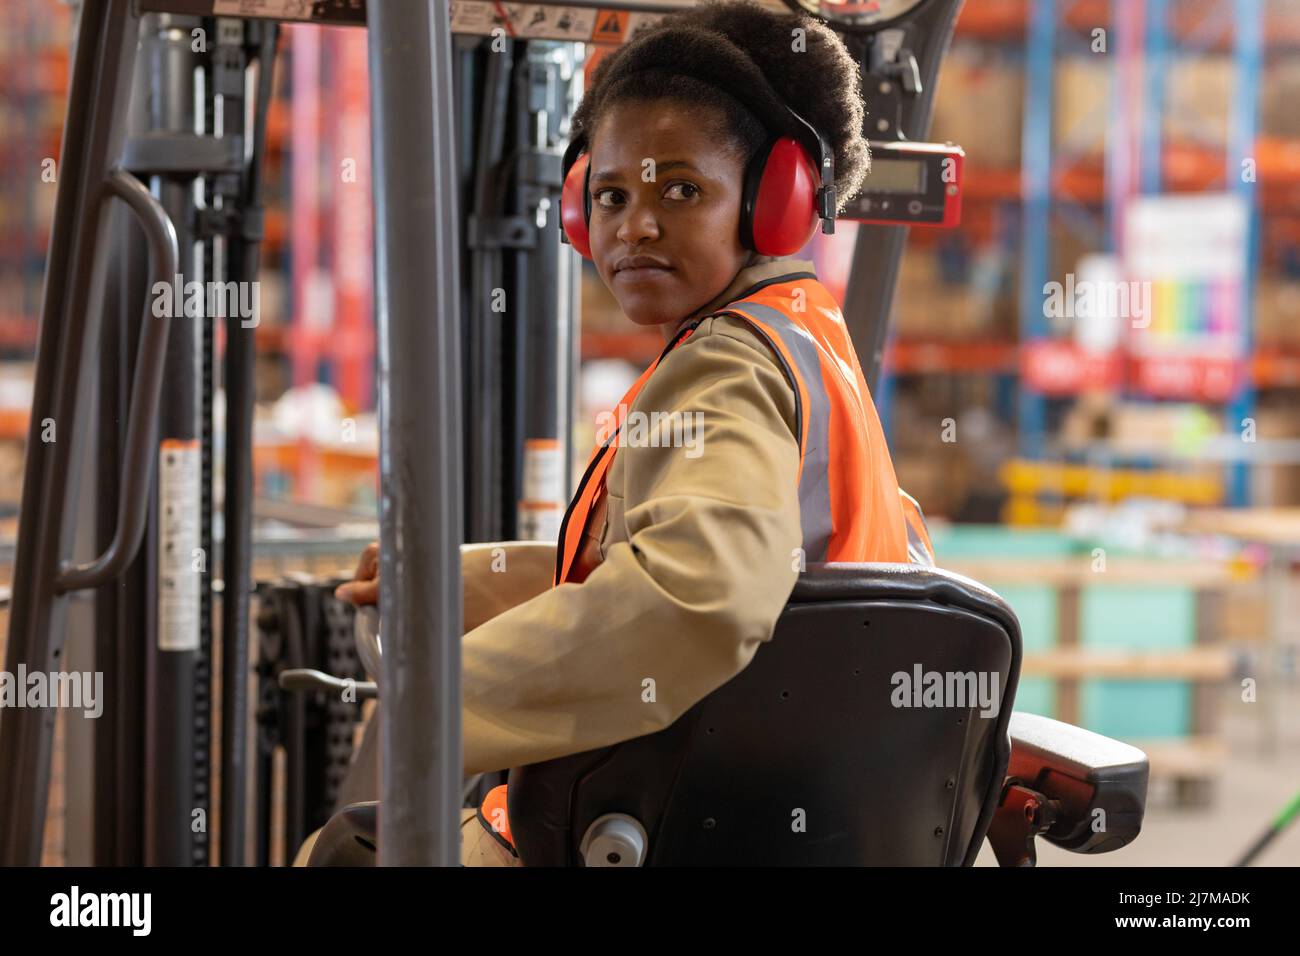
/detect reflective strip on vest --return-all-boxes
[553,324,701,586]
[724,300,835,563]
[899,488,935,567]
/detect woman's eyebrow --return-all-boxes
[590,159,702,184]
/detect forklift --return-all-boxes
[0,0,1148,867]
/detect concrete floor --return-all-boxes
[975,688,1300,867]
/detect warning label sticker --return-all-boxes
[499,3,597,39]
[449,2,661,42]
[625,12,668,37]
[591,9,628,43]
[158,439,201,653]
[212,0,317,20]
[449,0,504,35]
[207,1,665,37]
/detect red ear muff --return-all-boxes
[741,136,821,256]
[560,150,593,260]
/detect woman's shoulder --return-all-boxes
[646,313,798,438]
[686,312,787,367]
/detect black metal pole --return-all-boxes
[219,17,278,869]
[367,0,465,866]
[467,41,511,542]
[141,12,204,867]
[841,0,964,393]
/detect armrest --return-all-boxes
[990,711,1149,864]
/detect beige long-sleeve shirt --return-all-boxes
[459,258,811,776]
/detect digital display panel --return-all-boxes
[862,157,926,194]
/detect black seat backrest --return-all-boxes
[507,562,1022,866]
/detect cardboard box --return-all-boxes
[1250,400,1300,507]
[930,47,1024,170]
[893,450,974,520]
[1260,60,1300,139]
[1164,56,1234,147]
[894,248,1008,341]
[1054,58,1110,160]
[580,265,625,334]
[1255,279,1300,349]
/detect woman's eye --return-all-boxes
[592,183,697,208]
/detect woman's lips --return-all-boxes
[615,266,675,282]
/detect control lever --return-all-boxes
[278,668,378,701]
[870,29,923,96]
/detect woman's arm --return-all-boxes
[461,540,557,631]
[459,318,803,776]
[334,540,557,632]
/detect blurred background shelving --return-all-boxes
[6,2,1300,522]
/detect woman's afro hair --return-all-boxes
[569,0,871,212]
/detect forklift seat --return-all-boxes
[307,562,1149,866]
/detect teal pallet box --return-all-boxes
[930,524,1078,560]
[930,525,1076,720]
[993,584,1055,719]
[1080,585,1196,740]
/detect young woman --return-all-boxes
[332,0,927,866]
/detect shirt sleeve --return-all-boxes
[460,317,804,776]
[460,541,557,633]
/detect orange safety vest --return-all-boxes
[485,271,931,853]
[555,270,913,587]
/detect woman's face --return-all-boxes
[587,99,753,330]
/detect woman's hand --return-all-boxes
[335,541,380,606]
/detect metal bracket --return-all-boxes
[196,204,263,243]
[121,131,245,176]
[517,150,563,189]
[870,28,923,95]
[986,780,1061,867]
[864,28,922,140]
[466,213,538,250]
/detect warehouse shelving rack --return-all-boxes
[1018,0,1266,506]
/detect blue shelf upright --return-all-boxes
[1138,0,1262,507]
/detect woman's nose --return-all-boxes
[615,198,661,244]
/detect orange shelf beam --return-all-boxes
[0,408,31,441]
[887,339,1019,374]
[580,330,663,363]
